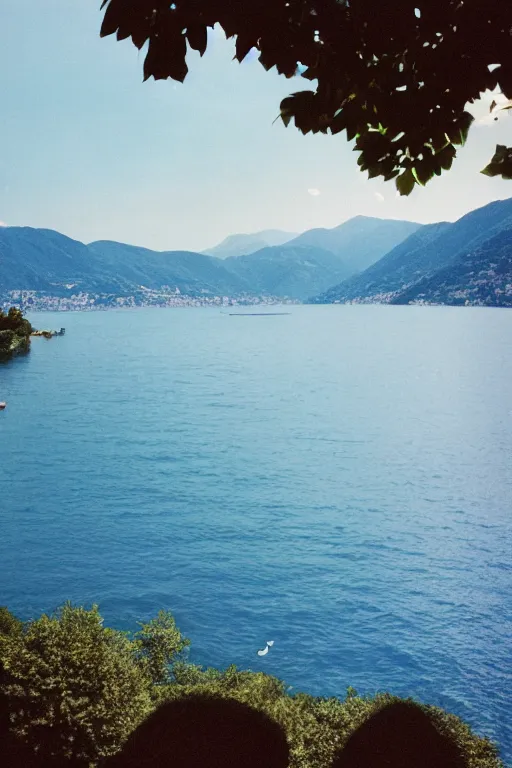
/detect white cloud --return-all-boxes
[308,188,321,196]
[374,192,385,202]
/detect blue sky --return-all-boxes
[1,0,512,252]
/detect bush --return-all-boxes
[0,605,150,763]
[0,605,505,767]
[0,329,15,352]
[0,307,32,335]
[0,607,23,638]
[0,308,32,359]
[133,610,190,685]
[155,666,504,768]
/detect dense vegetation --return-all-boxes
[0,307,32,360]
[0,604,504,767]
[100,0,512,190]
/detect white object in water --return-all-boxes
[267,640,274,646]
[257,645,269,656]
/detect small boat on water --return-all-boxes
[0,402,6,410]
[229,312,291,316]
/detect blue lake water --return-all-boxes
[1,305,511,760]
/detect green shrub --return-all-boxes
[133,610,190,685]
[0,605,505,767]
[0,308,32,358]
[0,307,32,334]
[0,329,15,351]
[0,605,152,763]
[0,607,23,638]
[155,666,504,768]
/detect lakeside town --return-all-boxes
[3,288,507,313]
[0,289,299,313]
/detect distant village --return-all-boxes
[2,287,506,312]
[1,288,299,313]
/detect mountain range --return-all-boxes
[0,216,420,302]
[1,201,512,307]
[312,198,512,306]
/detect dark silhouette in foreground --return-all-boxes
[331,701,466,768]
[107,695,290,768]
[107,695,467,768]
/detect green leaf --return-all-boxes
[436,144,456,171]
[396,168,415,196]
[412,165,432,186]
[481,144,512,178]
[367,163,383,179]
[447,111,474,147]
[481,162,500,178]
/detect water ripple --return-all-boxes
[1,305,511,760]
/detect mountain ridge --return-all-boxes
[223,245,351,300]
[311,198,512,306]
[1,216,420,302]
[202,229,297,259]
[391,228,512,307]
[4,203,510,308]
[286,215,423,273]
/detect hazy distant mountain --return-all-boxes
[203,229,297,259]
[312,198,512,304]
[224,245,350,300]
[286,216,422,273]
[88,240,249,296]
[391,228,512,307]
[312,223,450,303]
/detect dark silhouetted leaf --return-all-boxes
[481,144,512,179]
[497,65,512,99]
[235,35,257,62]
[436,144,456,171]
[144,29,188,83]
[187,24,208,56]
[446,112,474,146]
[99,0,512,190]
[100,0,124,38]
[396,168,415,196]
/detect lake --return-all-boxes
[1,305,511,760]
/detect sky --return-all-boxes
[1,0,512,252]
